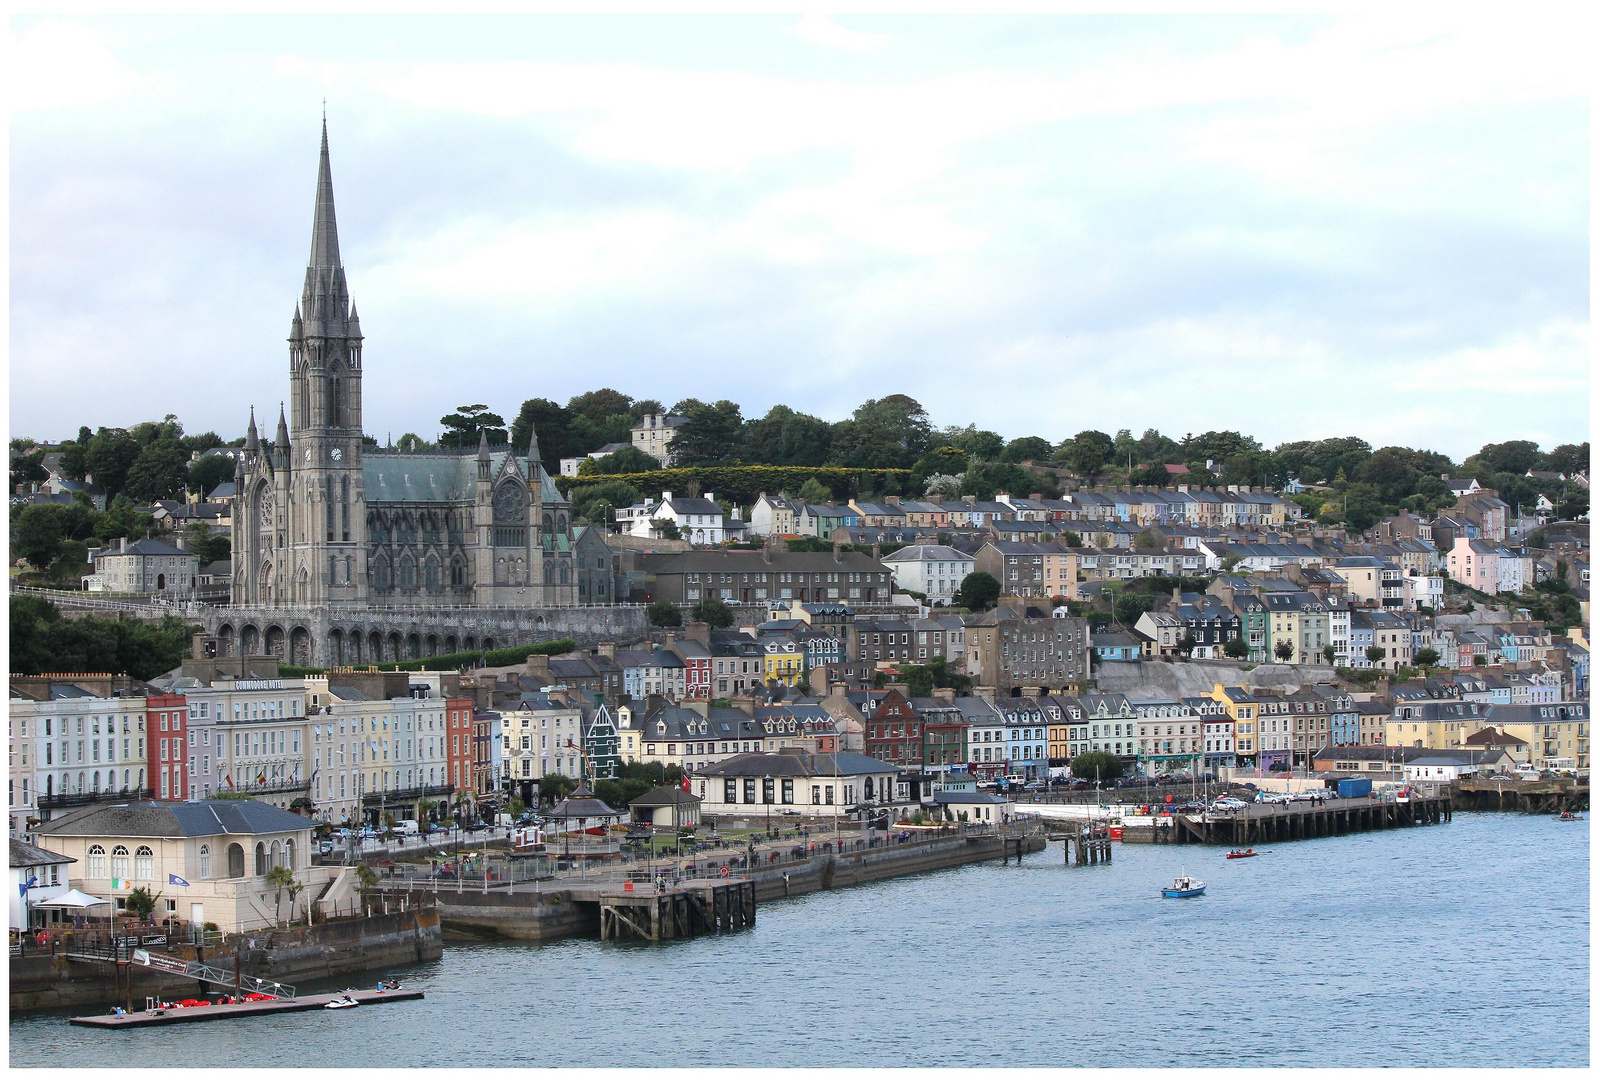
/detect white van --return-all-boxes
[395,819,420,837]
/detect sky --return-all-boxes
[8,12,1591,462]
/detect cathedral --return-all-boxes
[232,123,578,609]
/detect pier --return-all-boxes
[68,987,424,1028]
[1167,794,1452,846]
[598,879,755,942]
[1453,777,1587,815]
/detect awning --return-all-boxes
[31,889,111,909]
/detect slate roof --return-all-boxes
[363,450,562,505]
[34,799,314,838]
[10,838,77,867]
[629,785,702,809]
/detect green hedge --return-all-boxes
[557,465,912,505]
[278,638,576,678]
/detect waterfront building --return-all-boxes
[1073,692,1140,764]
[32,799,333,933]
[995,696,1050,779]
[501,690,587,796]
[1385,700,1496,752]
[1482,702,1591,772]
[964,696,1009,779]
[8,688,154,838]
[9,838,74,931]
[1044,694,1085,767]
[692,750,900,814]
[1207,685,1260,767]
[144,694,190,805]
[1130,697,1201,775]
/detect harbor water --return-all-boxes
[9,811,1588,1068]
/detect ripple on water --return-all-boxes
[8,812,1588,1068]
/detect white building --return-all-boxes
[1129,698,1201,775]
[10,838,75,931]
[879,545,976,605]
[629,491,730,545]
[84,537,200,595]
[175,677,310,808]
[1404,571,1445,611]
[9,694,152,838]
[631,413,687,465]
[501,691,587,786]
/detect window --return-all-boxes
[111,846,130,882]
[88,845,107,878]
[135,846,154,880]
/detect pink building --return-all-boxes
[1447,537,1500,594]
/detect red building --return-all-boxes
[862,689,923,768]
[445,697,474,802]
[146,693,189,801]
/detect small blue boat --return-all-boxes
[1162,875,1205,899]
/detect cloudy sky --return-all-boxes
[9,13,1590,461]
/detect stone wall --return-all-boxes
[9,908,441,1012]
[205,605,649,667]
[1093,658,1339,698]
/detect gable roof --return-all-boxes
[33,799,314,839]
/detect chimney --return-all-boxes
[884,495,901,507]
[1030,493,1042,501]
[683,621,711,647]
[871,542,881,561]
[833,540,843,563]
[1021,686,1041,699]
[524,653,552,683]
[705,492,715,505]
[933,687,957,703]
[731,694,758,717]
[661,491,673,503]
[597,640,616,660]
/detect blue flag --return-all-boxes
[168,873,191,887]
[19,875,37,897]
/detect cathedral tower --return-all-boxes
[284,119,367,605]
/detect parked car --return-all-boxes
[779,808,802,816]
[1023,781,1046,791]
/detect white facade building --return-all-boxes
[879,545,976,605]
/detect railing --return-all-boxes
[362,783,454,805]
[38,788,155,811]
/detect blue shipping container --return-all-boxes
[1337,778,1372,799]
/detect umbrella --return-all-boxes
[31,889,111,909]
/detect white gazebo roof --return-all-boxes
[31,888,111,909]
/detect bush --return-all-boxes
[277,639,575,678]
[1069,750,1124,782]
[558,465,912,506]
[648,599,683,628]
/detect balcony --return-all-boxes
[38,787,155,811]
[362,783,455,805]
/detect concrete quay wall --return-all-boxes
[428,832,1046,941]
[9,909,442,1012]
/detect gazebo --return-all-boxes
[540,786,623,834]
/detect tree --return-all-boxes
[952,571,1001,611]
[1114,592,1153,629]
[1219,553,1245,573]
[265,865,302,926]
[650,518,681,540]
[669,400,744,466]
[395,432,431,452]
[1065,531,1083,548]
[647,599,683,627]
[1466,440,1542,477]
[10,447,47,489]
[961,461,1031,501]
[937,425,1004,461]
[14,504,64,569]
[123,439,191,502]
[187,453,237,498]
[580,446,660,475]
[691,596,735,628]
[1069,750,1124,782]
[1135,528,1162,550]
[1274,640,1295,661]
[570,479,643,526]
[1001,436,1054,464]
[741,406,833,466]
[1223,637,1248,659]
[509,398,572,463]
[797,477,832,503]
[53,540,89,582]
[1546,442,1590,477]
[84,427,143,500]
[566,388,635,425]
[923,473,964,500]
[1177,632,1198,657]
[1322,644,1337,665]
[1365,645,1388,665]
[538,772,577,805]
[124,885,160,921]
[1058,430,1113,480]
[506,796,526,820]
[186,523,230,566]
[439,405,508,449]
[1413,647,1440,667]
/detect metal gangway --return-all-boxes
[130,947,296,1000]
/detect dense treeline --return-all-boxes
[15,391,1588,537]
[10,597,198,680]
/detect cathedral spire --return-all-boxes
[477,428,492,461]
[309,116,342,273]
[245,406,259,452]
[275,403,290,449]
[524,421,541,463]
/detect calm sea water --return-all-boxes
[10,811,1588,1068]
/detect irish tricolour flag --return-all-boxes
[110,877,131,889]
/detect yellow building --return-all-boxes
[1207,684,1259,763]
[1041,550,1081,600]
[1384,701,1494,751]
[762,636,805,688]
[1479,703,1590,771]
